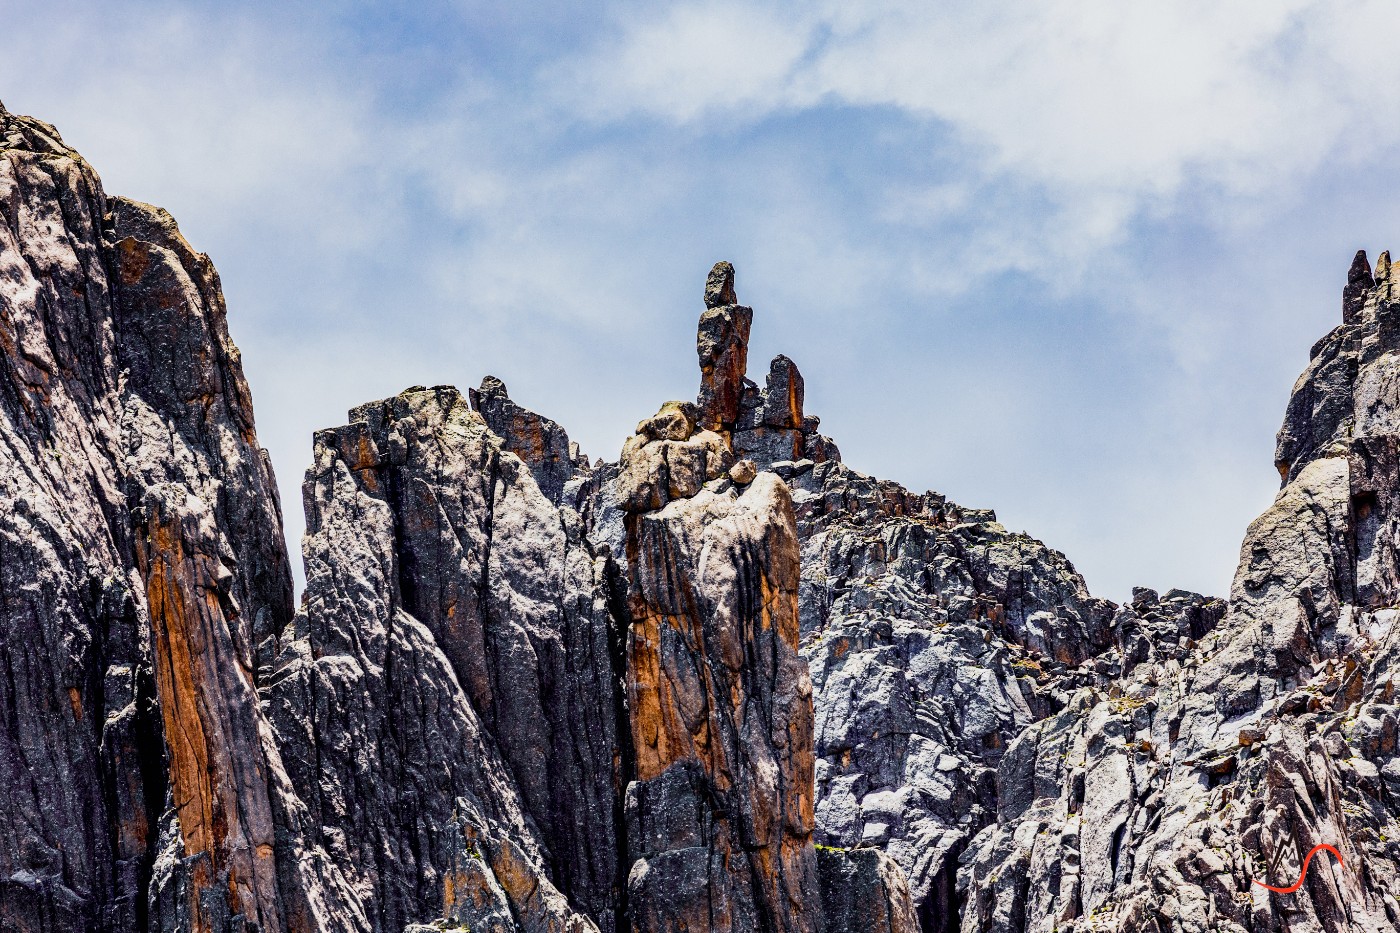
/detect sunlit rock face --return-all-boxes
[961,253,1400,933]
[0,102,348,933]
[8,100,1400,933]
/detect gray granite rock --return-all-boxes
[960,252,1400,932]
[470,375,590,503]
[270,386,618,932]
[0,103,357,933]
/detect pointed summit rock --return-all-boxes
[1344,248,1374,323]
[697,262,753,433]
[1375,249,1394,302]
[469,374,587,503]
[763,354,805,430]
[705,259,737,308]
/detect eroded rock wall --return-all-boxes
[267,386,619,933]
[13,98,1400,933]
[0,103,351,933]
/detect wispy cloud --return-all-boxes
[5,1,1399,600]
[555,1,1400,279]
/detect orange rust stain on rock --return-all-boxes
[143,523,218,933]
[443,869,459,913]
[137,505,285,933]
[352,434,377,470]
[786,395,801,431]
[629,607,723,781]
[115,238,151,287]
[144,519,218,862]
[628,615,671,779]
[488,838,539,906]
[67,687,82,719]
[356,468,382,495]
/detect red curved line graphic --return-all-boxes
[1253,843,1344,894]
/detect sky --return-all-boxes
[5,1,1400,601]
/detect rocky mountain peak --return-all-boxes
[1277,248,1400,486]
[691,262,841,466]
[8,104,1400,933]
[468,373,589,502]
[1344,248,1375,323]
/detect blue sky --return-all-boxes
[6,1,1400,600]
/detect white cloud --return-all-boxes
[558,1,1400,264]
[0,7,379,252]
[5,0,1394,605]
[567,2,814,124]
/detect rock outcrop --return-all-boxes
[622,467,820,932]
[726,353,836,466]
[617,268,918,933]
[9,101,1400,933]
[818,848,921,933]
[266,385,619,933]
[959,252,1400,932]
[793,458,1119,930]
[471,375,590,503]
[0,102,349,933]
[696,262,754,435]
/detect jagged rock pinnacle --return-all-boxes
[705,260,737,308]
[1344,249,1374,323]
[468,374,588,502]
[23,98,1400,933]
[696,263,753,433]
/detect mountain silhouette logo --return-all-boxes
[1253,844,1344,894]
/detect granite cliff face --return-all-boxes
[959,252,1400,932]
[0,103,349,933]
[3,103,1400,933]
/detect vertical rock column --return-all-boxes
[618,263,921,933]
[696,261,754,436]
[622,466,820,933]
[619,268,820,932]
[134,491,285,933]
[110,197,362,933]
[0,106,352,933]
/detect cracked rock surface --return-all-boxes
[959,253,1400,932]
